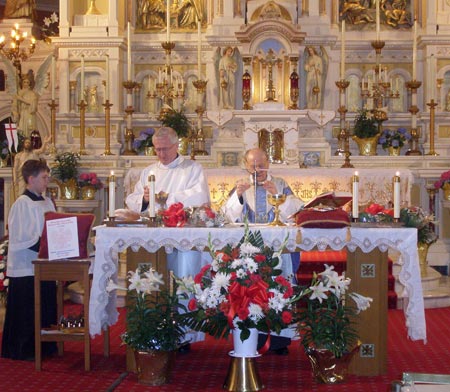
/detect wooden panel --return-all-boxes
[347,248,388,376]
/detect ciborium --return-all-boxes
[267,193,286,226]
[155,191,169,210]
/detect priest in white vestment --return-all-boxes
[126,126,211,344]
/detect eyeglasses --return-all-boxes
[154,144,176,153]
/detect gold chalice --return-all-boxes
[267,193,287,226]
[155,191,169,210]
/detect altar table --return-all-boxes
[89,224,426,344]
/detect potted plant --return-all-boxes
[107,266,186,386]
[434,170,450,200]
[352,109,380,156]
[378,127,411,155]
[78,172,103,200]
[132,128,155,155]
[297,265,372,383]
[160,107,192,154]
[51,152,80,199]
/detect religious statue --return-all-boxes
[381,0,411,28]
[303,46,327,110]
[2,54,52,138]
[216,47,238,110]
[86,85,99,113]
[136,0,165,30]
[13,135,50,197]
[176,0,206,29]
[340,0,375,25]
[3,0,36,20]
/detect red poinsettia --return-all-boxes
[159,202,187,227]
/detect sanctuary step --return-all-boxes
[296,249,398,310]
[393,262,450,309]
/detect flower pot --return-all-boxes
[443,183,450,201]
[387,146,401,156]
[80,185,97,200]
[57,178,78,200]
[143,146,155,156]
[352,134,380,156]
[134,349,176,386]
[417,242,430,277]
[305,345,359,384]
[232,328,259,357]
[178,137,189,155]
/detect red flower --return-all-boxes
[254,254,266,263]
[383,208,394,217]
[188,298,197,311]
[205,207,216,219]
[160,202,187,227]
[281,311,292,324]
[365,203,385,215]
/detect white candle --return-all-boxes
[105,55,110,101]
[148,174,156,218]
[352,171,359,219]
[376,0,380,41]
[166,0,171,42]
[340,19,345,80]
[394,172,401,219]
[197,18,202,79]
[412,19,417,80]
[109,171,116,218]
[127,22,132,81]
[80,55,85,102]
[51,55,56,101]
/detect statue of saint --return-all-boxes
[3,0,36,20]
[12,75,39,138]
[13,135,50,197]
[176,0,206,29]
[304,47,327,109]
[217,47,238,110]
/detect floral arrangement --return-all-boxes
[78,172,103,189]
[400,206,438,245]
[0,238,9,304]
[133,128,155,153]
[40,12,59,42]
[298,264,372,358]
[107,266,187,351]
[434,170,450,190]
[159,203,225,227]
[177,227,303,342]
[160,107,191,138]
[51,152,80,183]
[359,203,437,245]
[352,109,379,139]
[378,128,411,150]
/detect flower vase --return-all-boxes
[57,178,78,200]
[143,146,155,156]
[80,185,97,200]
[305,345,359,384]
[232,328,259,357]
[134,349,176,386]
[224,328,264,391]
[388,146,401,156]
[0,156,8,167]
[417,242,430,277]
[178,137,189,155]
[443,183,450,201]
[352,134,380,156]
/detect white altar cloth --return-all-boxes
[90,225,426,342]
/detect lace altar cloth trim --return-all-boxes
[89,225,426,343]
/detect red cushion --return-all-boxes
[38,212,95,259]
[294,208,350,228]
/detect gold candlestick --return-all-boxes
[405,80,422,156]
[48,99,58,155]
[335,79,353,168]
[122,81,138,156]
[78,100,87,155]
[426,99,439,156]
[102,100,114,155]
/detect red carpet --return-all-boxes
[1,305,450,391]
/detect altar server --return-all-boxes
[1,159,57,360]
[126,126,210,344]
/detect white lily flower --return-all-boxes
[350,292,373,313]
[105,279,126,293]
[309,281,329,303]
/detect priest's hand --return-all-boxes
[235,180,251,197]
[262,180,277,195]
[143,186,149,203]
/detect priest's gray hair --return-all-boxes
[243,148,269,164]
[152,127,179,145]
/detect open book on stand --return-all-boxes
[303,191,352,209]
